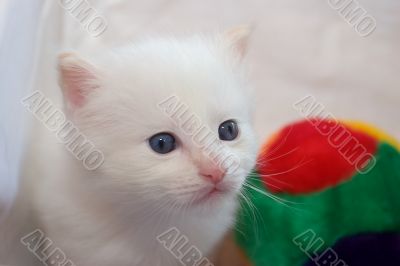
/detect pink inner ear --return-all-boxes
[62,67,84,108]
[224,25,252,59]
[60,56,100,107]
[60,65,96,108]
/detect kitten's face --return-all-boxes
[59,30,257,214]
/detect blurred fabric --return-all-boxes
[0,0,399,222]
[0,0,44,222]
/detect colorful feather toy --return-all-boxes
[235,119,400,266]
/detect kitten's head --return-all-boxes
[58,27,257,215]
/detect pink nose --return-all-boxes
[199,168,226,184]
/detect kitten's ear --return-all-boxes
[224,25,253,58]
[58,52,100,109]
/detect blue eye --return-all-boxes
[218,120,239,141]
[149,133,176,154]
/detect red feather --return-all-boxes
[257,119,378,194]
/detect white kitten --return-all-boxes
[6,27,257,266]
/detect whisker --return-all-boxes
[242,182,304,208]
[262,146,300,162]
[247,173,293,187]
[246,176,284,190]
[258,157,314,178]
[261,125,294,160]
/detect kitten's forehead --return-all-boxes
[102,37,248,122]
[115,78,247,134]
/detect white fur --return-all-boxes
[5,32,257,266]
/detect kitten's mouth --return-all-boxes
[191,186,228,205]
